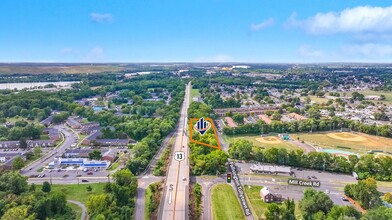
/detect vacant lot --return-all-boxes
[211,184,245,220]
[293,132,392,154]
[244,185,268,219]
[190,89,201,101]
[223,134,299,151]
[50,183,106,204]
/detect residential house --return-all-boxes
[40,116,53,126]
[66,118,81,129]
[260,187,282,203]
[0,141,20,149]
[27,140,55,148]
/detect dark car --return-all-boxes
[341,196,349,201]
[81,179,89,182]
[312,175,317,179]
[307,176,311,179]
[87,172,93,175]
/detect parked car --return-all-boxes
[312,175,317,179]
[307,176,311,180]
[87,172,93,175]
[81,179,89,182]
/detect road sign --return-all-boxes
[174,151,185,161]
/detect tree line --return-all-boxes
[229,139,392,181]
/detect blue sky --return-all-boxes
[2,0,392,62]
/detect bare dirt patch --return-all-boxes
[256,136,282,144]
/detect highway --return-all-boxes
[159,82,191,220]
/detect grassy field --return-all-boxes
[78,134,87,145]
[243,185,268,219]
[190,89,201,101]
[292,132,392,154]
[50,183,106,204]
[144,186,152,220]
[211,184,246,220]
[223,134,300,151]
[349,90,392,105]
[68,202,82,220]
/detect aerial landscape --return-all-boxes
[2,1,392,220]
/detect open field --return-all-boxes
[223,134,300,151]
[243,185,268,219]
[190,89,200,101]
[0,64,129,74]
[211,184,245,220]
[292,132,392,154]
[348,90,392,105]
[50,183,106,204]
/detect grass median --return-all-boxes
[211,184,245,220]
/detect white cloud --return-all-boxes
[60,48,75,54]
[250,18,274,31]
[297,45,325,58]
[195,54,233,62]
[90,13,113,23]
[288,6,392,35]
[86,47,104,61]
[343,43,392,57]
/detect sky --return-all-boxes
[2,0,392,63]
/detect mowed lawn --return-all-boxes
[243,185,268,219]
[293,132,392,154]
[223,134,300,151]
[190,88,200,101]
[211,184,245,220]
[50,183,106,204]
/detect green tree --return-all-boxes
[265,203,282,220]
[299,188,333,220]
[1,205,34,220]
[232,113,245,124]
[89,149,102,160]
[361,206,392,220]
[0,171,28,195]
[33,146,42,157]
[12,156,25,170]
[383,192,392,204]
[42,181,51,193]
[228,139,253,161]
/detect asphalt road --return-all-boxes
[22,124,76,176]
[159,82,191,220]
[135,175,164,220]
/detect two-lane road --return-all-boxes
[159,82,191,220]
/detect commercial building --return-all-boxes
[58,158,110,168]
[250,164,292,175]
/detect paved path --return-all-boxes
[290,139,316,153]
[68,200,87,220]
[135,176,164,220]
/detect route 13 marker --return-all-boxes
[174,151,185,161]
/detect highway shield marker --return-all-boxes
[189,117,221,150]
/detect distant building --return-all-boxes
[288,113,306,121]
[43,128,60,141]
[260,187,282,203]
[258,114,272,124]
[0,141,20,149]
[64,149,94,158]
[80,125,101,135]
[225,117,238,128]
[101,149,117,162]
[27,140,55,148]
[66,118,81,129]
[214,106,280,117]
[250,164,292,175]
[40,116,53,126]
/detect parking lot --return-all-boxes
[235,162,357,206]
[30,166,109,179]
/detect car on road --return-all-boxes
[182,176,186,181]
[81,179,89,182]
[311,175,317,179]
[87,172,93,175]
[341,196,349,201]
[307,176,311,180]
